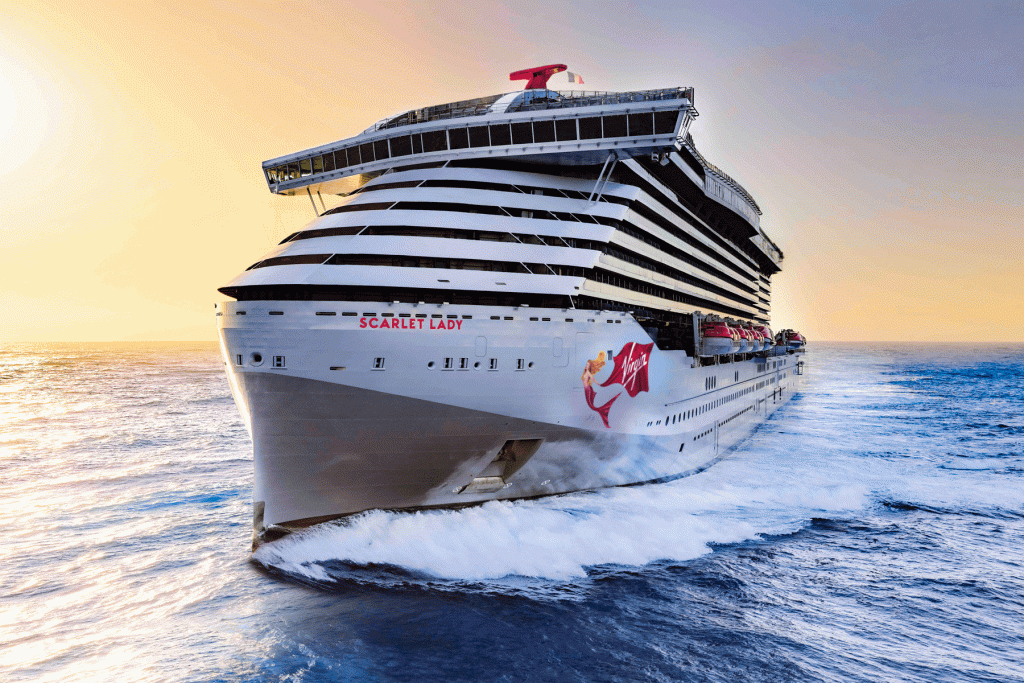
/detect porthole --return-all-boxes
[528,362,534,369]
[427,361,435,369]
[250,352,264,366]
[474,361,481,369]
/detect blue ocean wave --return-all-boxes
[1,342,1022,682]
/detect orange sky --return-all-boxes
[1,0,1021,342]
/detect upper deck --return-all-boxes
[258,84,779,270]
[262,88,698,197]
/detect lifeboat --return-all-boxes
[727,323,741,354]
[699,319,736,356]
[746,325,763,353]
[735,324,751,354]
[757,325,774,353]
[776,329,806,351]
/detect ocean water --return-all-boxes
[1,342,1022,682]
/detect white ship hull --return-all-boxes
[218,79,804,547]
[218,300,805,542]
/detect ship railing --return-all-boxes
[680,133,763,217]
[751,234,783,266]
[372,87,696,132]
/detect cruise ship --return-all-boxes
[216,65,807,547]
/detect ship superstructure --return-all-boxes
[217,66,805,546]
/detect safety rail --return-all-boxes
[371,87,697,132]
[681,134,762,216]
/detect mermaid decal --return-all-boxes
[581,342,654,427]
[582,351,619,427]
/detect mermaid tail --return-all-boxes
[584,383,620,428]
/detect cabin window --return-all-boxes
[443,358,454,370]
[459,358,469,370]
[516,359,525,371]
[272,356,286,368]
[373,357,386,370]
[489,358,498,370]
[235,354,243,366]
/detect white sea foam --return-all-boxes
[252,444,875,581]
[254,345,1023,582]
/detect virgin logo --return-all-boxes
[581,341,653,427]
[601,342,653,397]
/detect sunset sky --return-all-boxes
[1,0,1021,342]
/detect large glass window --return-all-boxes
[312,155,324,174]
[533,120,555,143]
[578,116,602,139]
[489,123,511,146]
[299,158,312,176]
[654,111,678,135]
[359,143,374,164]
[511,121,533,145]
[422,129,447,152]
[411,134,423,154]
[346,145,359,166]
[602,114,627,138]
[628,112,654,136]
[555,118,577,141]
[448,127,469,149]
[373,139,390,160]
[323,151,337,172]
[468,125,490,148]
[390,135,412,157]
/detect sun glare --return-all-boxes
[0,53,51,177]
